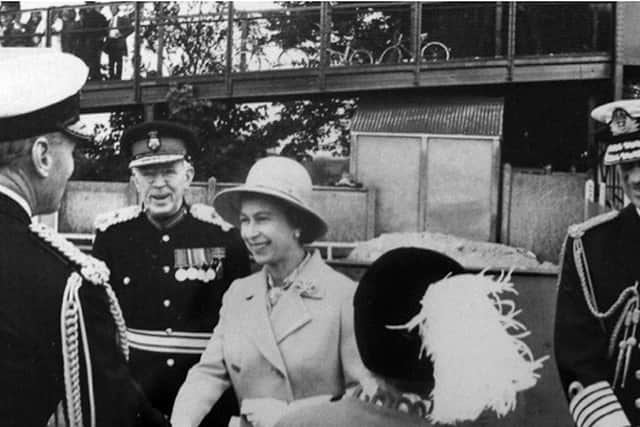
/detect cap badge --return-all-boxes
[147,131,161,151]
[610,108,639,136]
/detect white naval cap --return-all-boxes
[0,48,93,142]
[591,99,640,166]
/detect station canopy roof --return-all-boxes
[351,95,504,137]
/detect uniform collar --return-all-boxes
[145,203,187,230]
[0,184,32,218]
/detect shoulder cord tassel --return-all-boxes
[61,272,95,427]
[103,283,129,360]
[61,277,129,427]
[574,238,640,389]
[31,223,130,425]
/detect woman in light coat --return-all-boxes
[171,156,367,427]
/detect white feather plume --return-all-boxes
[389,271,547,424]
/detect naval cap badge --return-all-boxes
[147,130,161,151]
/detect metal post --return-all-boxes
[225,2,234,96]
[506,1,516,81]
[613,2,624,100]
[133,2,142,103]
[319,2,329,91]
[239,11,249,72]
[495,2,503,57]
[45,7,53,48]
[157,4,166,77]
[412,2,421,86]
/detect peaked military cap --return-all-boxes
[120,120,199,168]
[0,48,92,142]
[591,99,640,166]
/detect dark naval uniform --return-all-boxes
[0,192,165,427]
[555,204,640,427]
[92,202,251,425]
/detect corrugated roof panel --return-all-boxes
[351,96,504,136]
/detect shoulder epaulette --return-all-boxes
[568,210,619,239]
[29,222,110,285]
[190,203,233,232]
[94,205,142,232]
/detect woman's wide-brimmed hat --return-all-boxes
[213,156,328,243]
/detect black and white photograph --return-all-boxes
[0,1,633,427]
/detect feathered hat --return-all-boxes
[354,247,547,424]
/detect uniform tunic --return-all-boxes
[0,192,164,427]
[92,203,251,425]
[555,204,640,427]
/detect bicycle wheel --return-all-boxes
[421,42,450,62]
[276,48,310,69]
[377,47,403,64]
[348,49,373,66]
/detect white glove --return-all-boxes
[240,398,289,427]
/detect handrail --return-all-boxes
[0,1,614,98]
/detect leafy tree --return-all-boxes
[75,110,144,181]
[164,83,276,182]
[75,1,361,182]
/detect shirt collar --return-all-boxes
[266,251,312,291]
[0,184,32,218]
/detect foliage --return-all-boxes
[76,1,364,182]
[164,83,276,182]
[75,110,144,181]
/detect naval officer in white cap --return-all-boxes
[555,99,640,427]
[0,49,167,427]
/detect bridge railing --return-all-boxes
[0,1,613,82]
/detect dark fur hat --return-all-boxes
[353,247,464,383]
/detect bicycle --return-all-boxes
[276,26,373,68]
[233,47,274,72]
[377,32,450,64]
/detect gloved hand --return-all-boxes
[240,398,289,427]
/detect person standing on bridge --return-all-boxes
[555,99,640,427]
[0,49,167,427]
[92,120,251,427]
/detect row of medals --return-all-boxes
[174,248,225,283]
[174,264,220,282]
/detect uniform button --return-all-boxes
[122,276,131,285]
[163,266,171,273]
[162,234,170,242]
[163,299,171,308]
[165,328,173,335]
[166,358,175,367]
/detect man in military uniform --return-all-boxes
[92,121,251,426]
[0,49,166,426]
[555,99,640,427]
